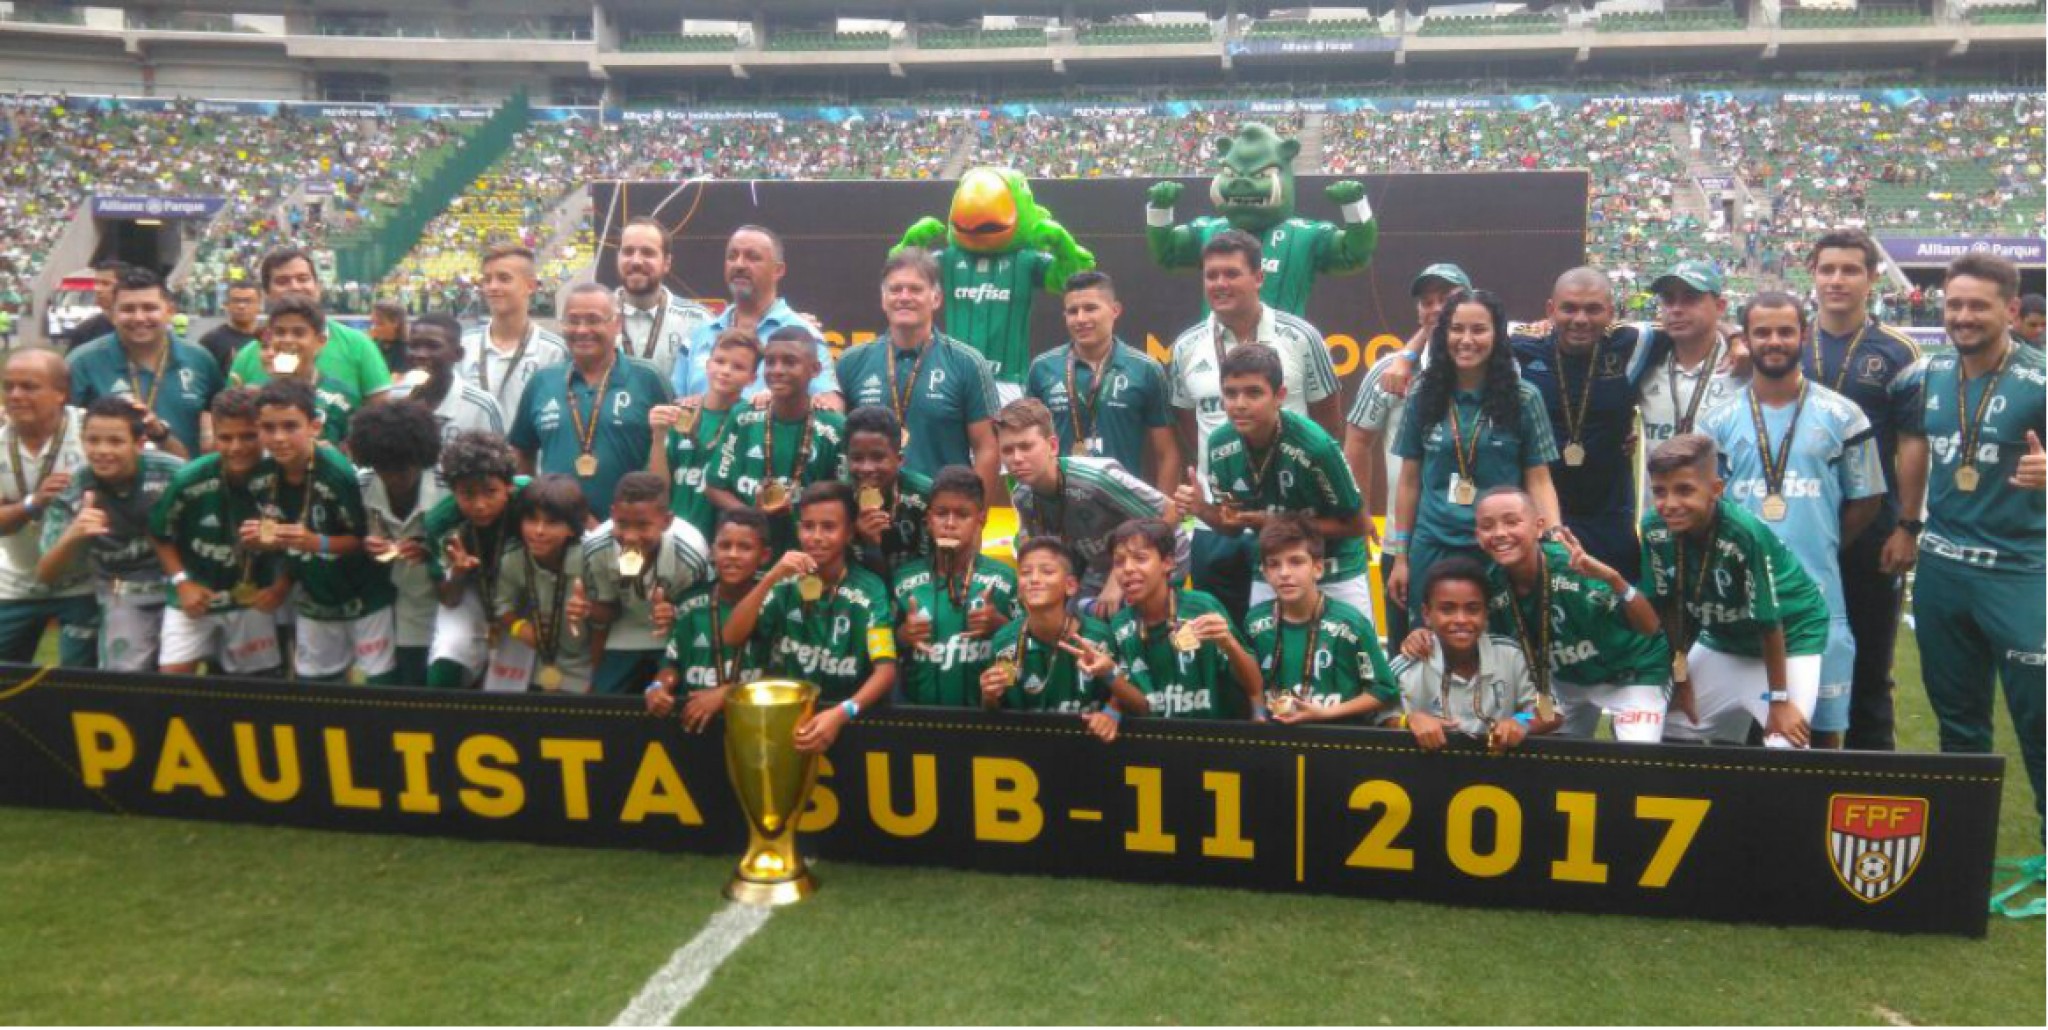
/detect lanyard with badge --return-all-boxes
[1952,343,2013,493]
[1066,349,1112,457]
[566,360,616,479]
[1746,381,1807,522]
[885,341,930,450]
[1666,335,1725,436]
[1444,397,1485,506]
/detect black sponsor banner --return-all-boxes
[0,667,2000,936]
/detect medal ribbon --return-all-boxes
[1020,615,1076,690]
[885,340,933,428]
[8,414,67,503]
[1504,549,1554,701]
[1669,510,1723,659]
[762,409,817,486]
[1746,381,1808,502]
[127,343,171,417]
[525,547,571,665]
[1809,320,1874,393]
[622,293,668,360]
[1245,435,1281,509]
[1555,334,1604,453]
[1445,397,1485,486]
[708,595,742,689]
[565,359,617,465]
[1956,342,2014,478]
[1667,336,1725,436]
[1262,597,1324,694]
[1065,348,1112,446]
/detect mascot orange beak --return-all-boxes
[949,169,1019,253]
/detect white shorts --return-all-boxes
[1554,679,1670,744]
[428,591,489,681]
[160,605,284,674]
[97,592,163,672]
[1662,644,1822,749]
[296,607,397,680]
[1249,574,1376,630]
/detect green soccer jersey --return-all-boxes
[249,445,395,620]
[309,374,360,448]
[836,332,1000,481]
[706,408,846,555]
[1393,381,1559,552]
[663,585,771,694]
[1109,588,1252,719]
[1245,596,1397,717]
[229,320,393,400]
[150,453,281,602]
[492,539,591,671]
[1205,409,1368,583]
[938,243,1055,386]
[662,404,742,542]
[67,336,222,455]
[855,469,933,582]
[1639,498,1829,659]
[1025,340,1174,478]
[989,613,1116,713]
[1184,216,1345,316]
[421,482,524,590]
[43,451,184,592]
[892,554,1018,707]
[1486,540,1671,687]
[1913,340,2047,573]
[755,563,898,703]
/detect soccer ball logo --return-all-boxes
[1827,794,1927,904]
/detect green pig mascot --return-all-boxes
[891,166,1095,389]
[1146,122,1378,315]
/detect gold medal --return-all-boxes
[934,537,961,551]
[1537,692,1556,722]
[1954,465,1981,493]
[258,518,278,545]
[858,486,884,511]
[1172,624,1201,653]
[397,368,430,389]
[988,657,1018,685]
[373,544,403,563]
[1452,480,1477,506]
[1267,691,1300,717]
[535,664,564,692]
[1563,442,1586,467]
[574,453,599,478]
[615,550,645,578]
[798,574,825,602]
[1671,650,1689,682]
[270,353,300,376]
[1760,494,1788,522]
[231,582,259,607]
[759,479,790,510]
[674,406,700,434]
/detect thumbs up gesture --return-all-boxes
[1172,466,1206,523]
[899,594,935,654]
[965,585,1005,639]
[2012,430,2045,491]
[69,490,108,540]
[566,579,589,637]
[650,583,676,636]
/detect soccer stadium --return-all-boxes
[0,0,2043,1023]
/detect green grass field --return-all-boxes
[0,634,2040,1024]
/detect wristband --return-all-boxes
[1619,584,1638,605]
[1340,196,1373,223]
[1145,205,1175,228]
[20,498,37,519]
[1383,541,1407,558]
[1102,706,1123,725]
[170,571,190,587]
[840,699,861,720]
[317,534,330,556]
[1514,712,1534,725]
[1762,689,1790,704]
[644,681,666,696]
[1397,349,1419,364]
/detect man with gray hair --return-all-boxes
[508,285,671,522]
[673,224,839,407]
[0,349,94,665]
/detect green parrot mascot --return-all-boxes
[890,166,1096,388]
[1145,122,1378,315]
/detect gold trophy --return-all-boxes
[722,678,823,905]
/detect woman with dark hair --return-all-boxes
[1385,289,1561,615]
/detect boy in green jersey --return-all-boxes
[348,399,444,686]
[706,327,846,555]
[154,388,287,676]
[1642,434,1832,748]
[1174,343,1374,622]
[236,296,359,449]
[245,380,397,682]
[980,537,1129,742]
[1390,559,1541,752]
[1473,487,1670,743]
[650,328,758,543]
[723,481,898,754]
[846,406,934,581]
[1248,514,1397,725]
[895,466,1015,707]
[38,398,184,670]
[492,475,593,693]
[1106,519,1263,720]
[423,431,524,688]
[646,508,775,730]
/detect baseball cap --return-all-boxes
[1652,260,1725,297]
[1410,263,1473,297]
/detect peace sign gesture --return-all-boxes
[1058,632,1116,681]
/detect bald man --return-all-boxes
[1510,267,1677,582]
[0,349,96,665]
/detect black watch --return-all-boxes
[1898,519,1924,537]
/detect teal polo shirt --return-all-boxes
[1392,380,1557,552]
[835,331,1000,480]
[68,336,223,454]
[508,356,671,522]
[1026,339,1173,475]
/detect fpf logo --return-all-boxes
[1827,794,1928,903]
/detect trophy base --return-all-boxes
[724,872,817,907]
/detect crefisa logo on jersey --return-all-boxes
[1826,794,1928,903]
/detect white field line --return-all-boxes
[610,902,773,1026]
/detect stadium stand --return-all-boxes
[918,26,1047,48]
[1597,4,1747,31]
[1968,0,2044,22]
[766,29,894,51]
[1244,17,1384,39]
[620,32,741,53]
[1779,4,1933,28]
[1078,20,1212,45]
[1418,11,1567,35]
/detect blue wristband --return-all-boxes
[1514,712,1534,725]
[317,534,330,555]
[840,699,861,720]
[1103,707,1123,725]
